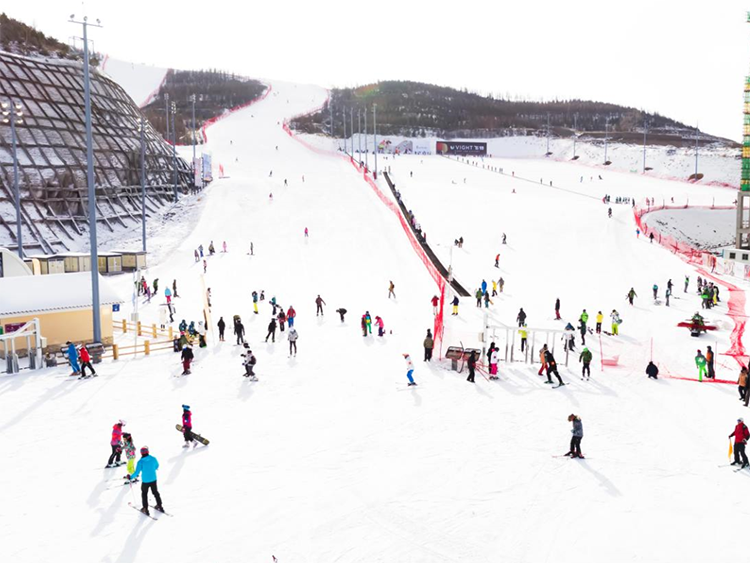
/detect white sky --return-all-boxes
[8,0,750,141]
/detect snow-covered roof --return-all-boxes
[0,272,125,317]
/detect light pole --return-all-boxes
[642,117,649,173]
[164,92,170,146]
[364,105,368,170]
[341,106,346,154]
[139,117,147,252]
[171,101,178,200]
[546,113,550,155]
[604,115,610,164]
[69,13,103,343]
[2,99,23,258]
[350,107,354,162]
[190,94,196,175]
[373,103,378,179]
[358,108,362,162]
[572,113,578,159]
[694,128,700,178]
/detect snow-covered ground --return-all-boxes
[101,56,168,107]
[3,81,750,563]
[643,208,736,250]
[340,133,741,188]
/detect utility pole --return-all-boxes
[69,13,103,343]
[572,113,578,159]
[171,101,178,200]
[140,117,147,252]
[642,117,648,173]
[342,107,347,154]
[373,103,378,179]
[350,107,354,162]
[546,113,550,155]
[358,108,362,162]
[190,94,196,176]
[364,105,368,170]
[604,115,610,163]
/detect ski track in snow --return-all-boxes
[2,80,750,563]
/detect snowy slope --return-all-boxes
[643,208,736,250]
[101,56,168,107]
[2,82,750,563]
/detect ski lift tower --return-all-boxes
[738,11,750,250]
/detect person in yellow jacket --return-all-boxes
[491,280,498,297]
[595,311,603,334]
[519,324,528,352]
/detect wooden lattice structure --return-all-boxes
[0,51,193,254]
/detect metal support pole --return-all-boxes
[171,102,178,200]
[373,103,378,179]
[8,100,23,258]
[191,94,196,175]
[164,92,170,145]
[358,108,362,162]
[342,107,347,154]
[695,132,699,177]
[573,113,577,159]
[140,117,147,253]
[364,106,368,170]
[643,118,648,173]
[79,17,102,343]
[604,116,610,163]
[546,113,550,155]
[350,108,354,162]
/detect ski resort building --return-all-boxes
[0,271,123,350]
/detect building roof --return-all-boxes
[0,272,125,316]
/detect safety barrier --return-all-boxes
[113,319,174,340]
[106,339,175,361]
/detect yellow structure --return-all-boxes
[0,272,124,351]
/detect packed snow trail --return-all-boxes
[2,82,750,563]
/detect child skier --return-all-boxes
[122,432,137,478]
[566,415,584,458]
[538,344,548,376]
[242,345,258,379]
[375,316,385,337]
[403,353,417,386]
[489,345,500,379]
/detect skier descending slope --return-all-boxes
[544,349,564,387]
[403,353,417,386]
[127,446,164,516]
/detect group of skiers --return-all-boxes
[64,341,96,378]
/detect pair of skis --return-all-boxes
[129,502,173,520]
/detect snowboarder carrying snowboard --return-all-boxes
[127,446,164,516]
[181,405,194,446]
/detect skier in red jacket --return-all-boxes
[431,295,439,315]
[729,418,750,467]
[79,344,97,378]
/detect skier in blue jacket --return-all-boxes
[128,446,164,515]
[66,341,80,375]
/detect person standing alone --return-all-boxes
[566,415,584,458]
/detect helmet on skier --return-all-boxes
[583,348,589,352]
[182,404,190,411]
[140,446,149,455]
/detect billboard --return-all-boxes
[201,153,213,183]
[436,141,487,156]
[414,140,432,155]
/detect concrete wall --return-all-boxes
[0,307,114,352]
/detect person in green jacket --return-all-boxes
[579,347,592,380]
[475,288,483,308]
[423,329,434,362]
[579,310,589,332]
[695,350,707,381]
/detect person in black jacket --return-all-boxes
[544,349,564,386]
[234,319,245,345]
[265,318,277,343]
[517,308,527,327]
[467,351,477,383]
[336,308,347,322]
[180,346,194,375]
[646,361,659,379]
[217,317,226,341]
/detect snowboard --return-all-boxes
[175,424,210,446]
